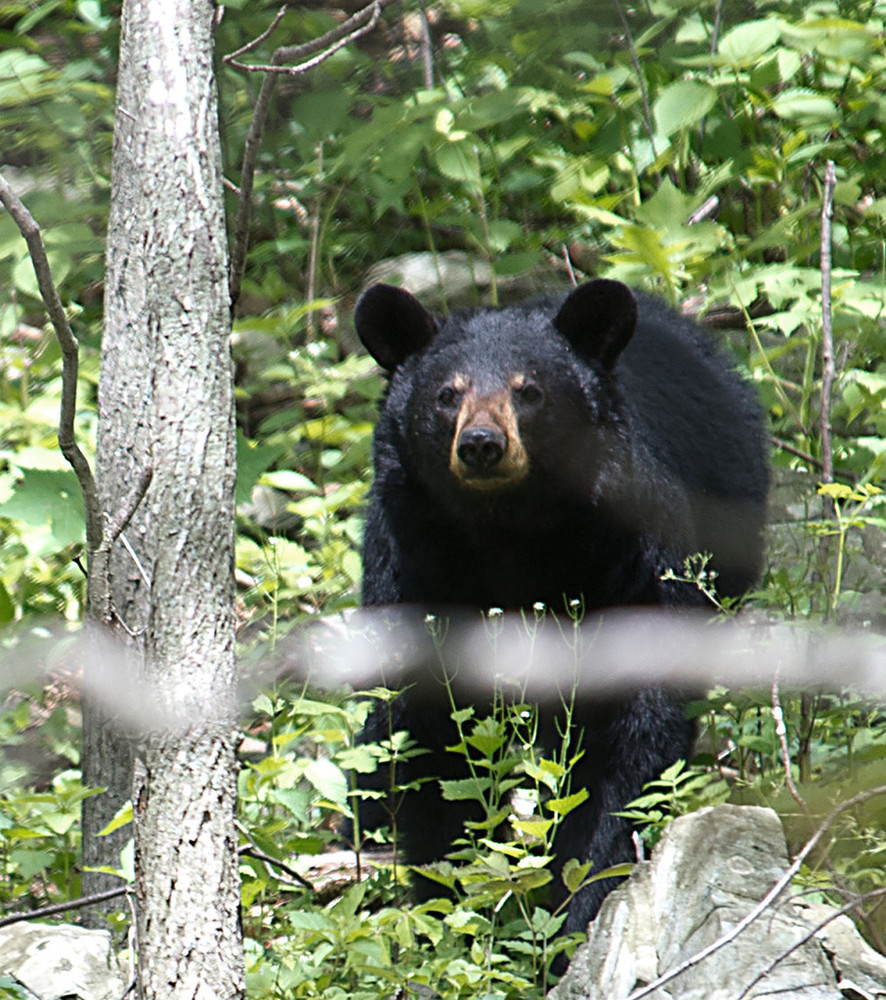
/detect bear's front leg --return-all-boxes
[551,688,695,938]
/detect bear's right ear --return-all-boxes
[554,279,638,370]
[354,284,438,371]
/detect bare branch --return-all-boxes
[687,195,719,226]
[417,1,434,88]
[228,0,394,309]
[224,5,287,63]
[0,886,129,929]
[105,465,154,545]
[768,434,825,472]
[562,244,578,287]
[611,0,657,159]
[225,0,389,74]
[227,6,382,75]
[229,70,279,309]
[626,784,886,1000]
[0,171,103,550]
[237,845,314,891]
[771,678,808,814]
[819,160,837,495]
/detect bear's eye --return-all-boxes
[515,380,543,404]
[437,385,461,408]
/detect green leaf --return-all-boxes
[770,89,837,123]
[303,758,348,804]
[512,818,554,838]
[0,51,51,104]
[653,80,716,137]
[434,141,482,193]
[0,469,85,549]
[236,432,286,506]
[440,776,491,802]
[717,19,781,67]
[0,581,14,624]
[587,862,634,883]
[458,88,532,129]
[98,801,133,836]
[465,716,507,757]
[545,788,589,816]
[562,858,594,894]
[260,469,319,494]
[291,89,350,143]
[659,758,688,783]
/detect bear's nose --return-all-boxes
[456,425,506,469]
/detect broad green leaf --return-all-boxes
[783,19,876,62]
[303,758,348,804]
[440,776,491,801]
[0,51,51,105]
[770,89,837,122]
[236,433,286,506]
[512,818,554,839]
[562,857,594,894]
[485,219,522,252]
[653,80,716,137]
[545,788,589,815]
[457,88,532,129]
[586,862,634,883]
[717,19,781,66]
[434,141,482,193]
[0,469,85,548]
[259,469,319,494]
[291,89,350,143]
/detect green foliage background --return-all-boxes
[1,0,886,996]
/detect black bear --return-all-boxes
[353,279,768,945]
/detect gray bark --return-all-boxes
[89,0,244,996]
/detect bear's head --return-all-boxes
[354,279,637,496]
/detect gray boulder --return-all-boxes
[549,804,886,1000]
[0,923,126,1000]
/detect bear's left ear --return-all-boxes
[355,284,439,371]
[554,279,638,370]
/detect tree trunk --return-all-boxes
[91,0,244,995]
